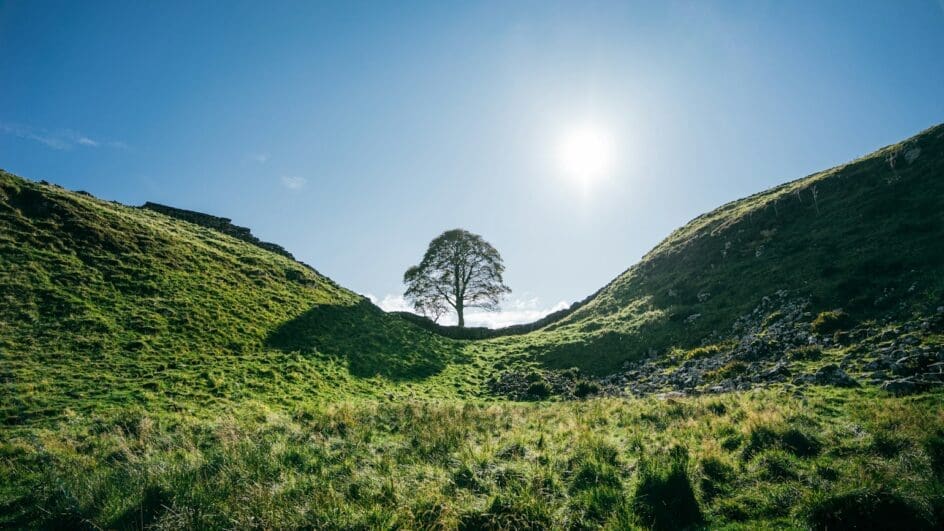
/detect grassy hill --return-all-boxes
[2,124,944,528]
[0,171,490,427]
[492,123,944,377]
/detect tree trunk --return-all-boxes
[457,301,464,328]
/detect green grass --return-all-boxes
[0,171,488,427]
[2,123,944,528]
[1,388,941,529]
[487,123,944,375]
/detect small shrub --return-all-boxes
[574,380,601,398]
[811,310,852,334]
[526,381,552,399]
[561,367,581,379]
[632,446,702,531]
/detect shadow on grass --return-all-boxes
[265,299,467,381]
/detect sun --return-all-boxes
[558,124,614,185]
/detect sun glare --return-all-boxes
[558,124,614,185]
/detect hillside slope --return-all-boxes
[490,123,944,387]
[0,172,478,425]
[1,129,943,530]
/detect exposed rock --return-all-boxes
[488,291,939,400]
[881,378,925,396]
[811,364,859,387]
[761,362,791,382]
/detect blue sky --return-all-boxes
[2,1,943,326]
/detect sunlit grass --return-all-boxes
[2,388,941,529]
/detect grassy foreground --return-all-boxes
[2,388,942,529]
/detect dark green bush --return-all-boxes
[574,380,602,398]
[526,381,552,399]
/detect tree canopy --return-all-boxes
[403,229,511,327]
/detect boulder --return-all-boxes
[881,378,925,396]
[813,364,859,388]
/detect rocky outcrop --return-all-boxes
[488,293,944,400]
[141,202,293,259]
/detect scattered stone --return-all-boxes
[807,364,859,388]
[488,290,938,400]
[881,378,924,396]
[761,363,791,382]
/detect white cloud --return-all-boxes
[368,293,570,329]
[75,136,99,147]
[280,175,307,190]
[365,293,414,313]
[0,122,125,150]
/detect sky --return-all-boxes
[2,1,943,327]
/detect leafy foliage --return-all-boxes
[404,228,511,326]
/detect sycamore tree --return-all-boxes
[403,229,511,327]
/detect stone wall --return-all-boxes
[141,202,294,259]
